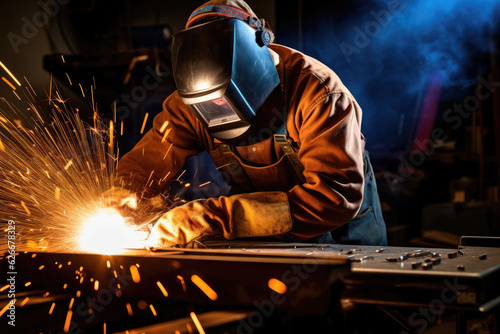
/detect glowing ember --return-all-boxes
[78,208,146,254]
[126,303,133,317]
[130,265,141,283]
[156,281,168,297]
[149,304,157,316]
[64,310,73,333]
[268,278,287,294]
[48,302,56,315]
[191,275,218,301]
[0,299,15,317]
[190,312,206,334]
[177,275,187,292]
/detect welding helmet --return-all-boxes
[171,7,284,146]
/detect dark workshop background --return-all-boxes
[1,0,500,247]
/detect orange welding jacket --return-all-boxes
[117,44,365,242]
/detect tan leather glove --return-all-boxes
[146,192,293,248]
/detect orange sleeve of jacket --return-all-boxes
[116,93,210,196]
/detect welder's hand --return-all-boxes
[101,187,139,213]
[100,187,166,226]
[146,200,221,248]
[146,192,294,249]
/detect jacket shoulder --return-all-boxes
[269,44,356,101]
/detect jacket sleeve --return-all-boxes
[202,91,365,242]
[285,91,364,240]
[116,92,211,196]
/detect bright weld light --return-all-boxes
[78,208,146,254]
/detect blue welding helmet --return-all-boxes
[171,18,284,146]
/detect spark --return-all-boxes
[156,281,168,297]
[43,292,50,297]
[199,181,211,187]
[2,77,16,90]
[78,83,85,97]
[130,265,141,283]
[49,73,53,105]
[140,113,149,134]
[126,303,133,317]
[0,285,8,292]
[161,128,172,143]
[0,70,163,256]
[104,323,107,334]
[20,201,31,215]
[63,284,67,289]
[109,120,114,148]
[149,304,157,316]
[64,310,73,333]
[0,61,21,86]
[12,91,21,100]
[268,278,287,294]
[190,312,206,334]
[106,260,111,268]
[94,280,99,290]
[20,297,29,307]
[24,76,36,96]
[177,275,187,292]
[191,275,218,301]
[39,265,45,270]
[49,302,56,315]
[176,169,187,181]
[25,282,31,287]
[160,121,169,133]
[76,291,81,297]
[69,298,74,309]
[0,299,16,317]
[0,138,6,152]
[186,322,194,334]
[65,73,72,85]
[61,55,65,63]
[64,160,73,170]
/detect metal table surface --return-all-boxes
[1,241,500,333]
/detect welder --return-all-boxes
[111,0,387,248]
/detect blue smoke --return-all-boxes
[279,0,500,151]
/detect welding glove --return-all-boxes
[146,191,293,248]
[100,186,166,226]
